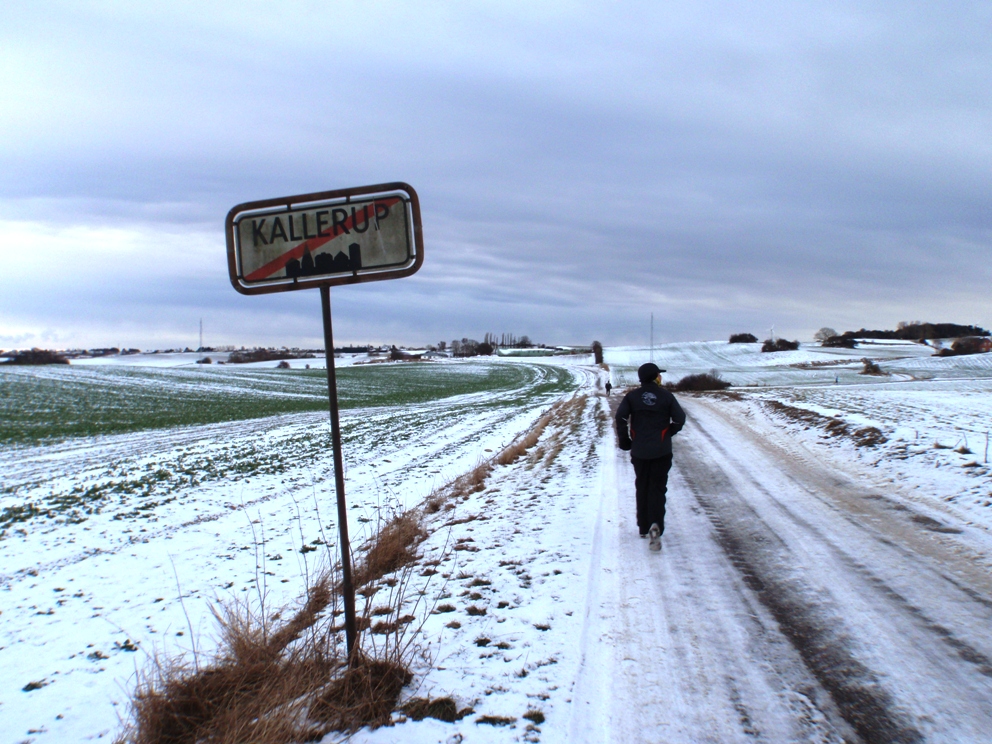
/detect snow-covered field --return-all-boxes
[2,342,991,742]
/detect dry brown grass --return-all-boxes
[761,400,887,448]
[353,512,426,588]
[450,460,493,498]
[497,413,552,466]
[309,653,412,733]
[497,395,586,467]
[401,696,473,722]
[119,517,428,744]
[118,573,345,744]
[421,394,587,518]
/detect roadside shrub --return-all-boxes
[276,360,291,369]
[666,372,731,392]
[761,338,799,353]
[729,333,757,344]
[859,358,885,376]
[2,348,69,365]
[821,336,857,348]
[592,341,604,364]
[935,337,992,357]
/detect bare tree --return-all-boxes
[814,327,838,343]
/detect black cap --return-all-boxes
[637,362,666,382]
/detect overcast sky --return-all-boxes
[1,1,990,349]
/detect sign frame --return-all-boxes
[225,181,424,295]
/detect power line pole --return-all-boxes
[199,318,203,350]
[650,313,654,362]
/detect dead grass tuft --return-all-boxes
[119,505,428,744]
[853,426,887,447]
[119,573,345,744]
[309,653,412,732]
[523,709,546,724]
[477,715,516,726]
[824,419,849,437]
[401,696,473,722]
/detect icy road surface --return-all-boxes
[571,394,992,743]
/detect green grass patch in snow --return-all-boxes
[0,363,574,444]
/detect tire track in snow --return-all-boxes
[571,399,847,743]
[675,396,992,743]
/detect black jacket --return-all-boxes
[615,382,686,459]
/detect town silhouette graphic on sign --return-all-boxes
[284,243,363,279]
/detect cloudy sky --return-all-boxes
[1,1,989,349]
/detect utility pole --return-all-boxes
[199,318,203,350]
[650,313,654,362]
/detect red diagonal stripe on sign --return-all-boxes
[243,197,402,282]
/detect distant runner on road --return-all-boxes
[615,362,686,551]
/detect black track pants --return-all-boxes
[631,454,673,535]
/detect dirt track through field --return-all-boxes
[571,394,992,743]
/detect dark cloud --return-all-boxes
[1,1,989,348]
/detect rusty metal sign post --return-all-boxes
[226,182,424,657]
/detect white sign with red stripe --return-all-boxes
[226,182,423,295]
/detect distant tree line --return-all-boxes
[839,322,989,341]
[228,348,316,364]
[433,333,543,357]
[1,348,69,365]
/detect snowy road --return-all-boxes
[573,395,992,743]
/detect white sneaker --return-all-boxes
[648,523,661,551]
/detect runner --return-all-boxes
[615,363,686,551]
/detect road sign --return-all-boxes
[225,181,425,660]
[226,182,423,294]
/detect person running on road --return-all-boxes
[615,362,686,551]
[605,380,613,396]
